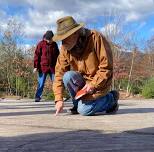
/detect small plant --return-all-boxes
[131,85,142,95]
[142,78,154,98]
[44,91,55,100]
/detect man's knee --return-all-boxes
[63,71,76,84]
[77,104,94,116]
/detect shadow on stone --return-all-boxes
[0,110,56,117]
[118,108,154,115]
[0,127,154,152]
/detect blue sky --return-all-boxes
[0,0,154,49]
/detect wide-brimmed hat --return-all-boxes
[53,16,84,41]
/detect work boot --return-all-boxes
[106,90,119,114]
[35,98,40,102]
[67,106,79,115]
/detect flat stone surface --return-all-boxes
[0,99,154,151]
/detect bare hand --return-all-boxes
[55,100,64,116]
[82,84,95,94]
[33,68,37,73]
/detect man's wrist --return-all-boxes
[55,100,63,104]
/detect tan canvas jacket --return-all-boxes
[53,29,113,101]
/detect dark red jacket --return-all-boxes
[34,40,59,73]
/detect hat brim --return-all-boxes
[53,23,84,41]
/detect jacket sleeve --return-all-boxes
[34,43,41,69]
[89,33,113,89]
[53,47,70,101]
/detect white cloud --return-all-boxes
[0,0,154,40]
[0,22,7,32]
[0,10,8,32]
[24,22,48,39]
[23,9,68,39]
[125,12,141,22]
[100,23,120,35]
[2,0,154,21]
[124,0,154,22]
[18,43,32,50]
[28,9,67,27]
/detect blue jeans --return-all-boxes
[35,72,54,100]
[63,71,115,116]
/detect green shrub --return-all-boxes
[131,85,142,95]
[142,78,154,98]
[0,91,4,97]
[115,79,143,95]
[44,89,70,101]
[63,89,70,99]
[28,91,35,99]
[44,91,55,100]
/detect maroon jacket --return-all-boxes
[34,40,59,73]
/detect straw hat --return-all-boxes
[53,16,84,41]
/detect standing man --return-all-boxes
[53,16,119,116]
[34,30,59,102]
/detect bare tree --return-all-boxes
[145,35,154,77]
[100,10,145,95]
[100,11,134,90]
[0,18,24,95]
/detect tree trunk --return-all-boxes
[127,50,135,95]
[6,63,12,95]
